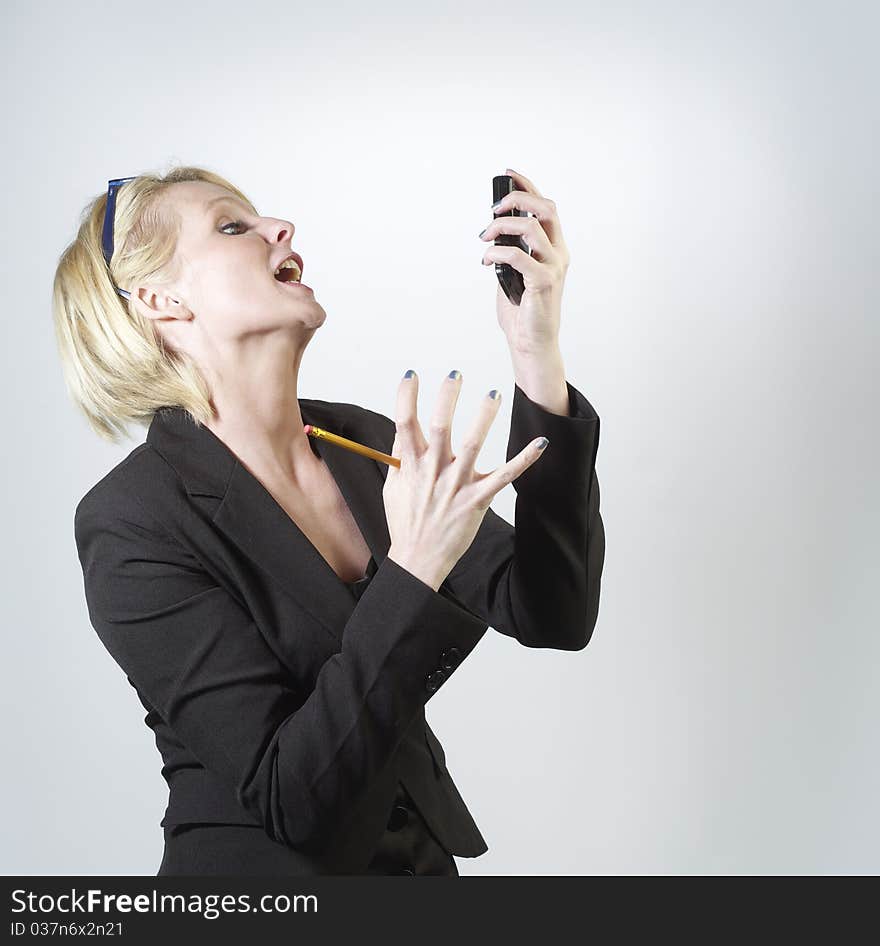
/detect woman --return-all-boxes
[53,164,605,875]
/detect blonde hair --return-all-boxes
[52,163,258,443]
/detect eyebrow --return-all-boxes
[205,195,250,212]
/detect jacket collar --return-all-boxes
[146,398,392,640]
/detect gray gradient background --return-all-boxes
[3,0,876,875]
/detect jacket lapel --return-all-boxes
[146,399,392,641]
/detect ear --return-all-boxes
[131,283,194,324]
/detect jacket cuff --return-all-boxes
[339,555,489,729]
[506,380,600,504]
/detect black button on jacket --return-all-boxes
[74,380,605,874]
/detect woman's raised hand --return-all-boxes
[383,369,549,592]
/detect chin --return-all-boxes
[300,302,327,330]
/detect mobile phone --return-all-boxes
[492,174,530,305]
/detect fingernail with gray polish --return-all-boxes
[537,437,549,449]
[448,369,461,380]
[488,389,499,399]
[403,369,415,379]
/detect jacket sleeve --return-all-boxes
[74,487,488,854]
[364,378,604,650]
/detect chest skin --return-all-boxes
[260,458,374,583]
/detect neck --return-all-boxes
[203,336,323,489]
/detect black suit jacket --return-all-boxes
[74,379,604,874]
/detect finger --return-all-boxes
[451,387,502,485]
[394,369,426,460]
[504,168,544,199]
[492,185,565,249]
[480,214,554,262]
[481,245,557,290]
[471,435,549,507]
[426,369,463,470]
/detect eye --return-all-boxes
[220,220,247,234]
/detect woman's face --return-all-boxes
[142,180,325,354]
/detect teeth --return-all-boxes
[274,258,302,281]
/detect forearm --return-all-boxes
[510,346,570,417]
[439,379,604,650]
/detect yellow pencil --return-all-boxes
[304,424,401,469]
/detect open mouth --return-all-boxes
[272,255,312,292]
[273,257,303,283]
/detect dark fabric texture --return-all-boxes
[158,781,457,876]
[74,381,605,875]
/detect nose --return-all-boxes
[272,218,295,244]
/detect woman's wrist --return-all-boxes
[386,546,445,593]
